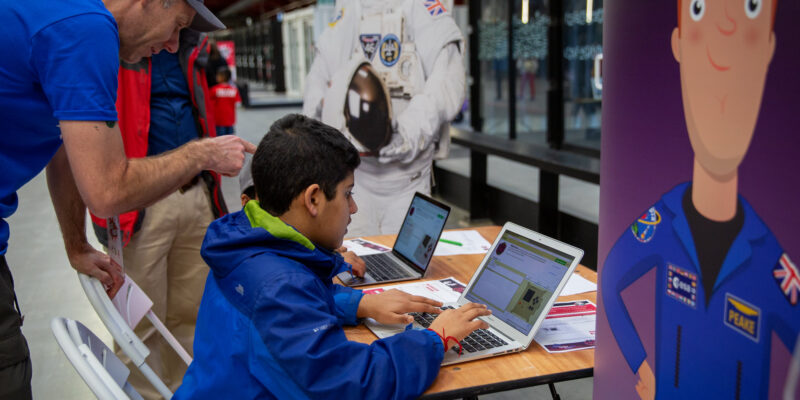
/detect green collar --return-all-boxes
[244,200,315,251]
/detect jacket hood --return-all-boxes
[201,201,349,281]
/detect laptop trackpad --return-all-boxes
[337,271,376,286]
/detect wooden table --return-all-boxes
[343,226,597,399]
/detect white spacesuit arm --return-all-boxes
[379,42,465,164]
[302,49,332,120]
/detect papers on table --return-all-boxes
[560,273,597,296]
[534,300,596,353]
[361,277,466,304]
[433,230,492,256]
[341,238,391,256]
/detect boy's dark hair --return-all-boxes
[252,114,360,215]
[216,67,231,82]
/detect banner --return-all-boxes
[216,40,237,81]
[596,0,800,399]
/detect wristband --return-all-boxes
[427,328,463,356]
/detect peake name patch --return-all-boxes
[666,264,697,308]
[724,293,760,342]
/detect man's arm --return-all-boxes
[59,121,255,217]
[46,146,124,298]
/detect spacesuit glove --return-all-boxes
[378,119,432,164]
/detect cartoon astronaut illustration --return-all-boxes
[601,0,799,398]
[303,0,465,237]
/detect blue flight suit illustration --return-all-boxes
[602,182,800,399]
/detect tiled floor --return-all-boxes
[7,105,593,399]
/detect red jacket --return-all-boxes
[91,35,228,247]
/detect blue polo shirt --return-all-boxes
[0,0,119,255]
[148,51,199,156]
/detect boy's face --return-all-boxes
[312,172,357,250]
[672,0,775,177]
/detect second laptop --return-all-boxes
[337,192,450,287]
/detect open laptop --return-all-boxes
[366,222,584,365]
[337,192,451,287]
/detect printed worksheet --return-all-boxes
[533,300,596,353]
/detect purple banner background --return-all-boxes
[595,0,800,398]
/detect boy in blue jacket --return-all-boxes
[175,114,490,399]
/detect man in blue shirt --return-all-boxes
[601,0,799,398]
[89,31,232,398]
[0,1,253,397]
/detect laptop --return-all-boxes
[366,222,584,365]
[337,192,450,287]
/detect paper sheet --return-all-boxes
[361,277,466,304]
[534,300,596,353]
[433,230,493,256]
[559,273,598,296]
[341,238,391,256]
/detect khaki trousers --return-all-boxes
[114,183,213,400]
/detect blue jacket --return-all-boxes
[174,202,444,399]
[601,182,800,399]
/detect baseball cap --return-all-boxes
[185,0,226,32]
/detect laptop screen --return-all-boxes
[464,230,575,336]
[392,195,450,271]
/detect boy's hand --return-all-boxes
[428,303,491,343]
[357,289,442,324]
[337,246,365,277]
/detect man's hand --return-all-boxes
[356,289,443,324]
[200,136,257,177]
[68,243,124,299]
[635,360,655,400]
[337,246,365,277]
[428,303,491,342]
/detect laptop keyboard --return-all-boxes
[410,306,509,353]
[365,253,412,281]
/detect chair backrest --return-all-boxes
[78,273,190,399]
[51,317,144,400]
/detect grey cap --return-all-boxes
[186,0,226,32]
[239,155,254,194]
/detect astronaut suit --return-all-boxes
[303,0,465,237]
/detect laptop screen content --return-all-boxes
[464,230,575,336]
[392,195,450,271]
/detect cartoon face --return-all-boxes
[671,0,776,177]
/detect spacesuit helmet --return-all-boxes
[343,63,393,154]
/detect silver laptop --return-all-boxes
[338,192,451,287]
[366,222,584,365]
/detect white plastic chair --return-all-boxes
[78,273,192,399]
[51,317,144,400]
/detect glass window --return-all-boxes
[478,0,510,138]
[513,0,550,145]
[563,0,603,152]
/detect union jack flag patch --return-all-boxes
[773,253,800,306]
[424,0,447,16]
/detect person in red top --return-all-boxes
[210,68,241,135]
